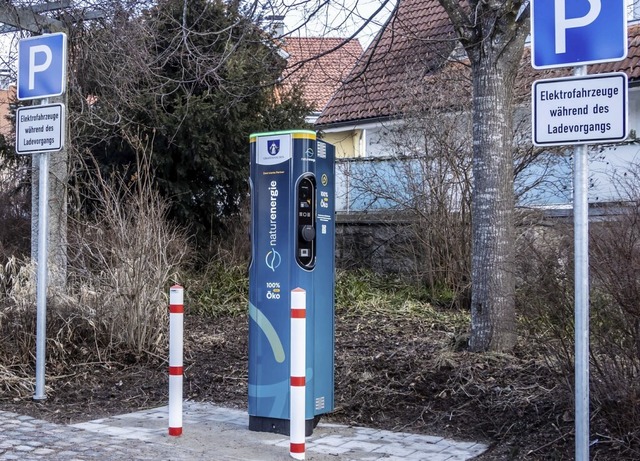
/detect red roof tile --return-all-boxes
[316,0,456,126]
[590,22,640,78]
[316,1,640,127]
[281,37,363,112]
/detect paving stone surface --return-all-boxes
[1,402,488,460]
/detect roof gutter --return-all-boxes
[315,115,399,131]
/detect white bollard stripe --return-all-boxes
[290,288,306,460]
[168,375,183,435]
[169,313,183,367]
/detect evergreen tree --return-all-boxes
[73,0,311,243]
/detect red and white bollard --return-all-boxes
[169,284,184,436]
[290,288,306,460]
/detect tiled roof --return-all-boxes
[591,22,640,78]
[316,0,456,126]
[316,1,640,127]
[513,24,640,103]
[281,37,364,112]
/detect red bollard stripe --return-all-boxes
[169,304,184,314]
[290,376,305,387]
[168,427,182,436]
[169,366,183,375]
[291,308,306,319]
[290,442,305,453]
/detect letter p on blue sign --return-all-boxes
[531,0,627,69]
[17,33,67,101]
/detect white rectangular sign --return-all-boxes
[16,103,65,154]
[532,72,628,146]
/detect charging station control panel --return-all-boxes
[297,175,316,268]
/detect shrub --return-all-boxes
[518,196,640,448]
[65,150,190,356]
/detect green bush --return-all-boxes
[335,269,469,332]
[187,260,248,317]
[187,263,468,334]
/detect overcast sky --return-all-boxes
[0,0,398,82]
[265,0,397,47]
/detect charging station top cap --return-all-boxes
[249,130,316,142]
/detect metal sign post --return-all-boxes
[530,1,628,458]
[16,32,67,401]
[573,65,590,461]
[15,101,65,400]
[34,148,50,400]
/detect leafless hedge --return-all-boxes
[0,140,189,396]
[517,169,640,445]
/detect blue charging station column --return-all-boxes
[248,130,335,435]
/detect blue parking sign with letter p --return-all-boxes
[531,0,627,69]
[17,33,67,100]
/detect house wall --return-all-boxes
[321,130,360,158]
[326,86,640,212]
[335,212,419,274]
[363,126,394,157]
[321,120,404,158]
[0,86,15,137]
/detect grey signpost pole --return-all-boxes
[34,146,50,400]
[573,66,589,461]
[4,0,106,403]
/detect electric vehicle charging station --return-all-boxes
[248,130,335,435]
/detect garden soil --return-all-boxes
[0,312,634,460]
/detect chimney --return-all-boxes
[266,15,285,38]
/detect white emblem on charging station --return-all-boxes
[257,135,291,165]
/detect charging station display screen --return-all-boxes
[296,175,316,269]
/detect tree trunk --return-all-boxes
[434,0,529,352]
[470,59,516,351]
[467,48,519,352]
